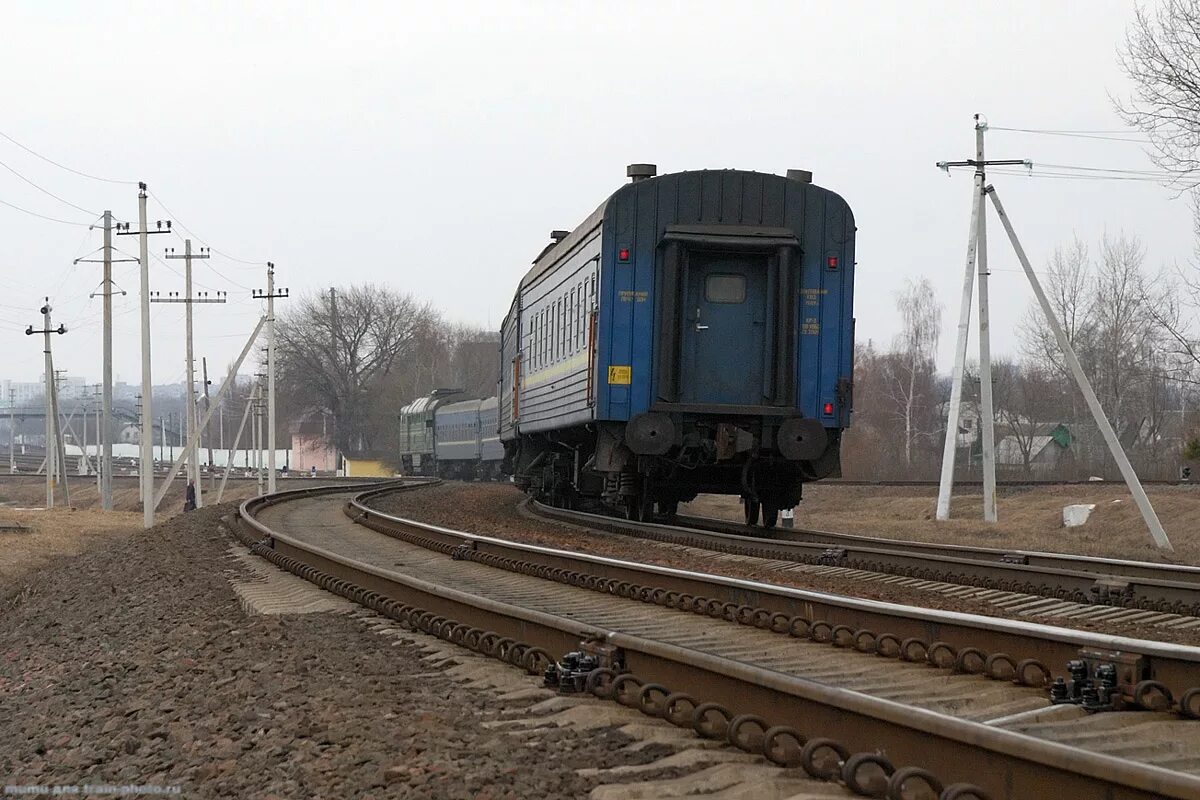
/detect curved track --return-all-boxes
[233,482,1200,800]
[528,502,1200,619]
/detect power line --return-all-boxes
[0,129,137,185]
[0,196,95,226]
[990,126,1150,143]
[0,157,100,216]
[147,189,266,267]
[1036,162,1173,176]
[944,165,1171,183]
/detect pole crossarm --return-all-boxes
[150,293,227,304]
[937,159,1030,169]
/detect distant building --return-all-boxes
[343,457,392,477]
[1,379,44,406]
[291,418,339,474]
[996,423,1073,473]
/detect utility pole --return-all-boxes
[80,394,88,476]
[935,116,1027,523]
[201,357,214,486]
[135,394,143,503]
[79,213,131,509]
[93,384,102,495]
[49,368,70,506]
[8,388,15,474]
[156,241,223,508]
[254,263,288,494]
[253,380,264,496]
[25,301,66,508]
[116,184,170,528]
[149,315,266,510]
[933,115,1173,551]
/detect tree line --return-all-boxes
[271,285,498,459]
[843,232,1200,481]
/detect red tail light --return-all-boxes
[823,402,834,415]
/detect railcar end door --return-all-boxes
[681,252,768,406]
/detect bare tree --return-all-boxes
[1117,0,1200,186]
[1020,236,1091,379]
[275,285,438,456]
[992,360,1064,476]
[881,278,943,468]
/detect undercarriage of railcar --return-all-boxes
[505,418,841,528]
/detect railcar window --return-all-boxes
[705,273,746,304]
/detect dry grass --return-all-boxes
[0,476,261,596]
[684,483,1200,566]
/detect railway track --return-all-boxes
[526,503,1200,623]
[231,481,1200,799]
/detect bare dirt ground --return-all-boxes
[0,502,682,798]
[367,482,1200,645]
[686,483,1200,565]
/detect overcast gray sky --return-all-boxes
[0,0,1191,390]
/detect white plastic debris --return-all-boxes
[1063,504,1097,527]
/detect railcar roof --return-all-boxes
[438,399,483,415]
[516,169,840,292]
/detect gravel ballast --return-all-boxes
[0,503,665,799]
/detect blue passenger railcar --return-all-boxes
[500,165,855,526]
[434,397,504,480]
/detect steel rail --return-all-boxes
[234,483,1200,800]
[529,502,1200,615]
[676,511,1200,587]
[351,486,1200,704]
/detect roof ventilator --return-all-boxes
[627,163,657,182]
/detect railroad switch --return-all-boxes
[450,541,477,561]
[817,547,847,566]
[543,638,625,694]
[543,651,601,693]
[1089,577,1133,603]
[1051,650,1148,712]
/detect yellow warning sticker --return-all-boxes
[607,365,632,385]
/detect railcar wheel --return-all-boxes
[762,504,779,529]
[657,499,679,522]
[743,498,760,526]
